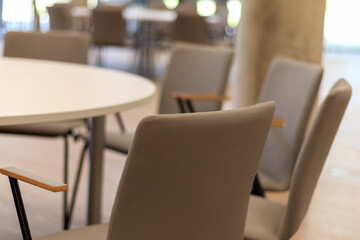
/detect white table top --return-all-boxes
[0,57,156,126]
[70,6,92,18]
[123,7,177,22]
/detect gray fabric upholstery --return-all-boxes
[92,5,127,46]
[47,4,74,31]
[35,102,276,240]
[4,31,90,64]
[245,195,285,240]
[104,132,134,152]
[257,56,323,191]
[245,79,352,240]
[173,13,209,44]
[105,42,233,153]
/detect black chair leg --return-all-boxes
[63,136,69,230]
[9,177,32,240]
[251,174,265,197]
[115,113,126,133]
[176,98,186,113]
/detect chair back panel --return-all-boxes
[277,79,351,239]
[149,0,167,9]
[47,4,73,31]
[257,56,323,190]
[173,13,208,44]
[4,31,89,64]
[92,5,127,46]
[107,102,275,240]
[159,42,232,114]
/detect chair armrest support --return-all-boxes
[171,92,285,129]
[0,167,68,192]
[172,92,229,102]
[271,117,285,128]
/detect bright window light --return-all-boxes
[196,0,216,17]
[226,0,241,28]
[3,0,32,22]
[87,0,99,9]
[163,0,179,9]
[324,0,360,51]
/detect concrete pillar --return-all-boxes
[232,0,327,107]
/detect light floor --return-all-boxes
[0,47,359,239]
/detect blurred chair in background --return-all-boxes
[173,11,209,44]
[66,43,233,224]
[47,4,74,31]
[252,56,323,196]
[105,42,232,152]
[1,30,90,230]
[91,4,129,66]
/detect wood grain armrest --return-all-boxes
[0,167,67,192]
[271,117,285,128]
[171,92,229,102]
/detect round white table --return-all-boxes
[0,57,156,224]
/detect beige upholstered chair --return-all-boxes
[3,31,89,64]
[65,42,232,225]
[2,102,276,240]
[106,42,233,152]
[47,4,74,31]
[149,0,168,9]
[255,56,323,194]
[245,79,352,240]
[0,31,90,230]
[173,12,209,44]
[91,4,128,65]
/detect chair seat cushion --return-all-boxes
[105,131,134,153]
[35,223,108,240]
[245,195,285,240]
[258,171,288,191]
[0,120,83,136]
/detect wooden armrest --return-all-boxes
[0,167,67,192]
[171,92,229,102]
[271,117,285,128]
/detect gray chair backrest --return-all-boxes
[4,31,90,64]
[159,42,233,114]
[176,2,197,15]
[107,102,276,240]
[277,79,351,240]
[92,5,127,46]
[47,4,73,31]
[173,12,209,44]
[257,56,323,190]
[149,0,167,9]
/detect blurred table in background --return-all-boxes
[70,6,92,31]
[123,6,177,78]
